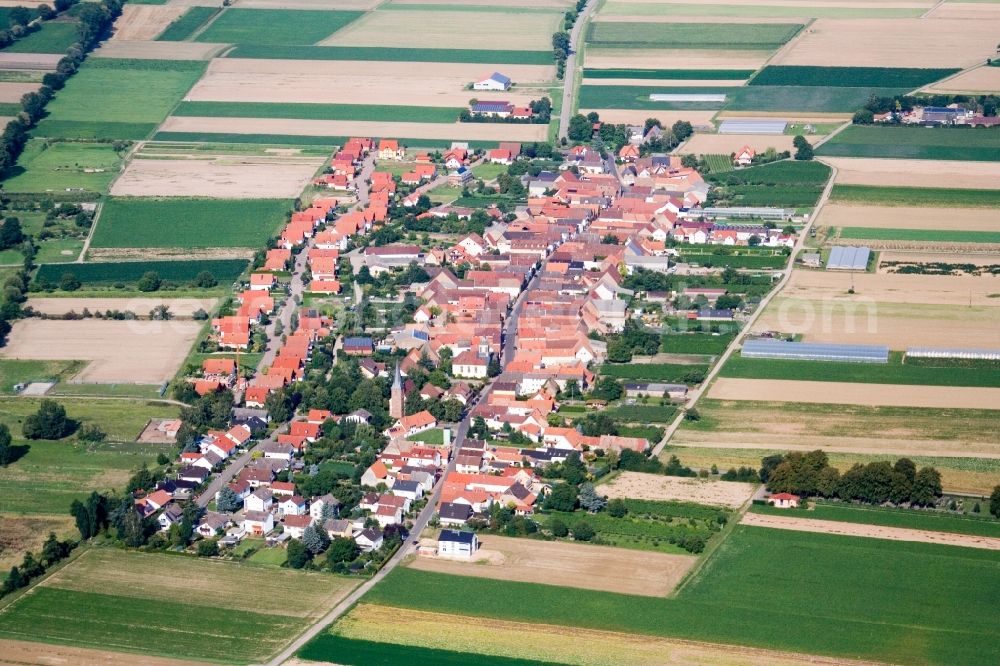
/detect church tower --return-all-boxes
[389,363,404,419]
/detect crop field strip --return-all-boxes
[34,259,248,286]
[194,9,365,45]
[173,101,463,123]
[818,125,1000,161]
[599,362,709,382]
[829,184,1000,207]
[156,6,220,42]
[749,503,1000,539]
[152,131,501,150]
[357,527,1000,665]
[837,227,1000,244]
[90,198,291,249]
[582,68,756,79]
[586,22,804,49]
[5,21,80,54]
[597,1,930,19]
[224,44,554,64]
[748,66,960,88]
[1,140,123,194]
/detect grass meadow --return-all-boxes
[601,404,678,424]
[32,59,205,141]
[34,259,248,287]
[600,363,708,383]
[726,86,912,113]
[173,101,462,123]
[90,197,290,248]
[0,359,84,394]
[1,140,122,194]
[156,6,219,41]
[6,21,79,53]
[195,9,364,45]
[356,527,1000,665]
[829,184,1000,208]
[660,333,734,355]
[817,126,1000,162]
[749,502,1000,538]
[579,85,735,110]
[586,22,802,49]
[838,227,1000,244]
[750,66,959,88]
[0,549,358,662]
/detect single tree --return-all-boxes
[572,520,595,541]
[989,484,1000,519]
[578,483,607,512]
[302,523,331,555]
[607,498,628,518]
[549,518,569,538]
[325,537,358,566]
[59,272,80,292]
[216,486,242,513]
[544,483,578,512]
[136,271,161,292]
[22,399,70,440]
[286,538,311,569]
[0,423,14,466]
[793,135,814,161]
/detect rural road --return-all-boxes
[651,161,840,457]
[558,0,596,141]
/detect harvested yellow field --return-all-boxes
[601,471,756,508]
[877,251,1000,266]
[582,109,717,127]
[26,297,219,318]
[409,535,696,597]
[93,40,225,60]
[0,319,201,384]
[709,378,1000,410]
[924,66,1000,93]
[773,19,999,67]
[110,4,186,41]
[161,115,550,142]
[0,53,60,69]
[825,157,1000,189]
[0,82,38,103]
[111,154,324,198]
[926,1,1000,19]
[186,58,553,106]
[681,133,797,155]
[0,639,208,666]
[0,514,75,572]
[741,513,1000,551]
[322,10,560,50]
[753,297,1000,348]
[818,204,1000,231]
[582,78,747,86]
[585,48,770,70]
[325,604,878,666]
[770,270,1000,307]
[593,13,814,23]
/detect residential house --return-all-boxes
[438,529,479,558]
[243,510,274,537]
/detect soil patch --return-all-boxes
[0,82,38,103]
[681,133,797,155]
[409,534,695,597]
[741,512,1000,550]
[818,204,1000,232]
[0,639,209,666]
[709,378,1000,410]
[92,40,226,60]
[826,157,1000,189]
[601,471,756,508]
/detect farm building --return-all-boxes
[827,246,871,271]
[471,101,514,118]
[906,347,1000,361]
[623,382,689,401]
[719,119,787,134]
[343,337,374,356]
[474,72,512,91]
[699,207,792,221]
[438,529,479,559]
[742,339,889,364]
[767,493,800,509]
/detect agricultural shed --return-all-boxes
[742,339,889,363]
[906,347,1000,361]
[701,207,792,220]
[650,93,727,103]
[826,246,870,271]
[719,119,787,134]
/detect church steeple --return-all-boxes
[389,362,404,419]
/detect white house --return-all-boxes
[157,504,183,532]
[390,480,423,502]
[244,487,273,513]
[438,529,479,558]
[277,495,307,517]
[282,514,312,539]
[355,528,384,552]
[733,145,755,167]
[767,492,801,509]
[243,510,274,537]
[309,494,340,521]
[453,349,489,379]
[374,504,403,528]
[473,72,512,91]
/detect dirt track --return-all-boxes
[112,155,324,198]
[742,512,1000,550]
[709,378,1000,410]
[601,471,756,508]
[409,535,695,597]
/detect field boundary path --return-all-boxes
[652,161,839,457]
[558,0,596,141]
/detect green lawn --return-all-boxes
[247,545,288,567]
[173,101,461,123]
[749,66,959,88]
[225,44,554,64]
[471,162,508,181]
[32,59,206,141]
[817,126,1000,162]
[90,197,290,248]
[47,383,165,399]
[361,527,1000,665]
[1,140,122,194]
[0,359,84,393]
[601,404,678,423]
[720,353,1000,388]
[6,21,80,53]
[749,502,1000,538]
[407,427,446,445]
[156,6,219,41]
[837,227,1000,244]
[34,237,84,264]
[829,184,1000,208]
[586,22,802,49]
[195,9,363,45]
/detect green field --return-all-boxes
[720,353,1000,388]
[586,22,802,49]
[91,197,290,248]
[156,6,219,41]
[600,363,708,383]
[195,9,363,45]
[750,66,959,88]
[1,140,122,194]
[837,227,1000,244]
[749,502,1000,538]
[583,68,754,80]
[32,59,206,141]
[6,21,79,53]
[702,154,734,173]
[48,383,165,400]
[0,359,84,394]
[300,635,560,666]
[174,101,462,123]
[599,1,924,18]
[579,85,736,110]
[0,549,357,662]
[660,333,734,355]
[34,259,248,287]
[225,44,555,64]
[829,184,1000,208]
[601,404,678,423]
[817,126,1000,161]
[726,86,912,113]
[707,160,831,207]
[363,527,1000,665]
[708,160,831,186]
